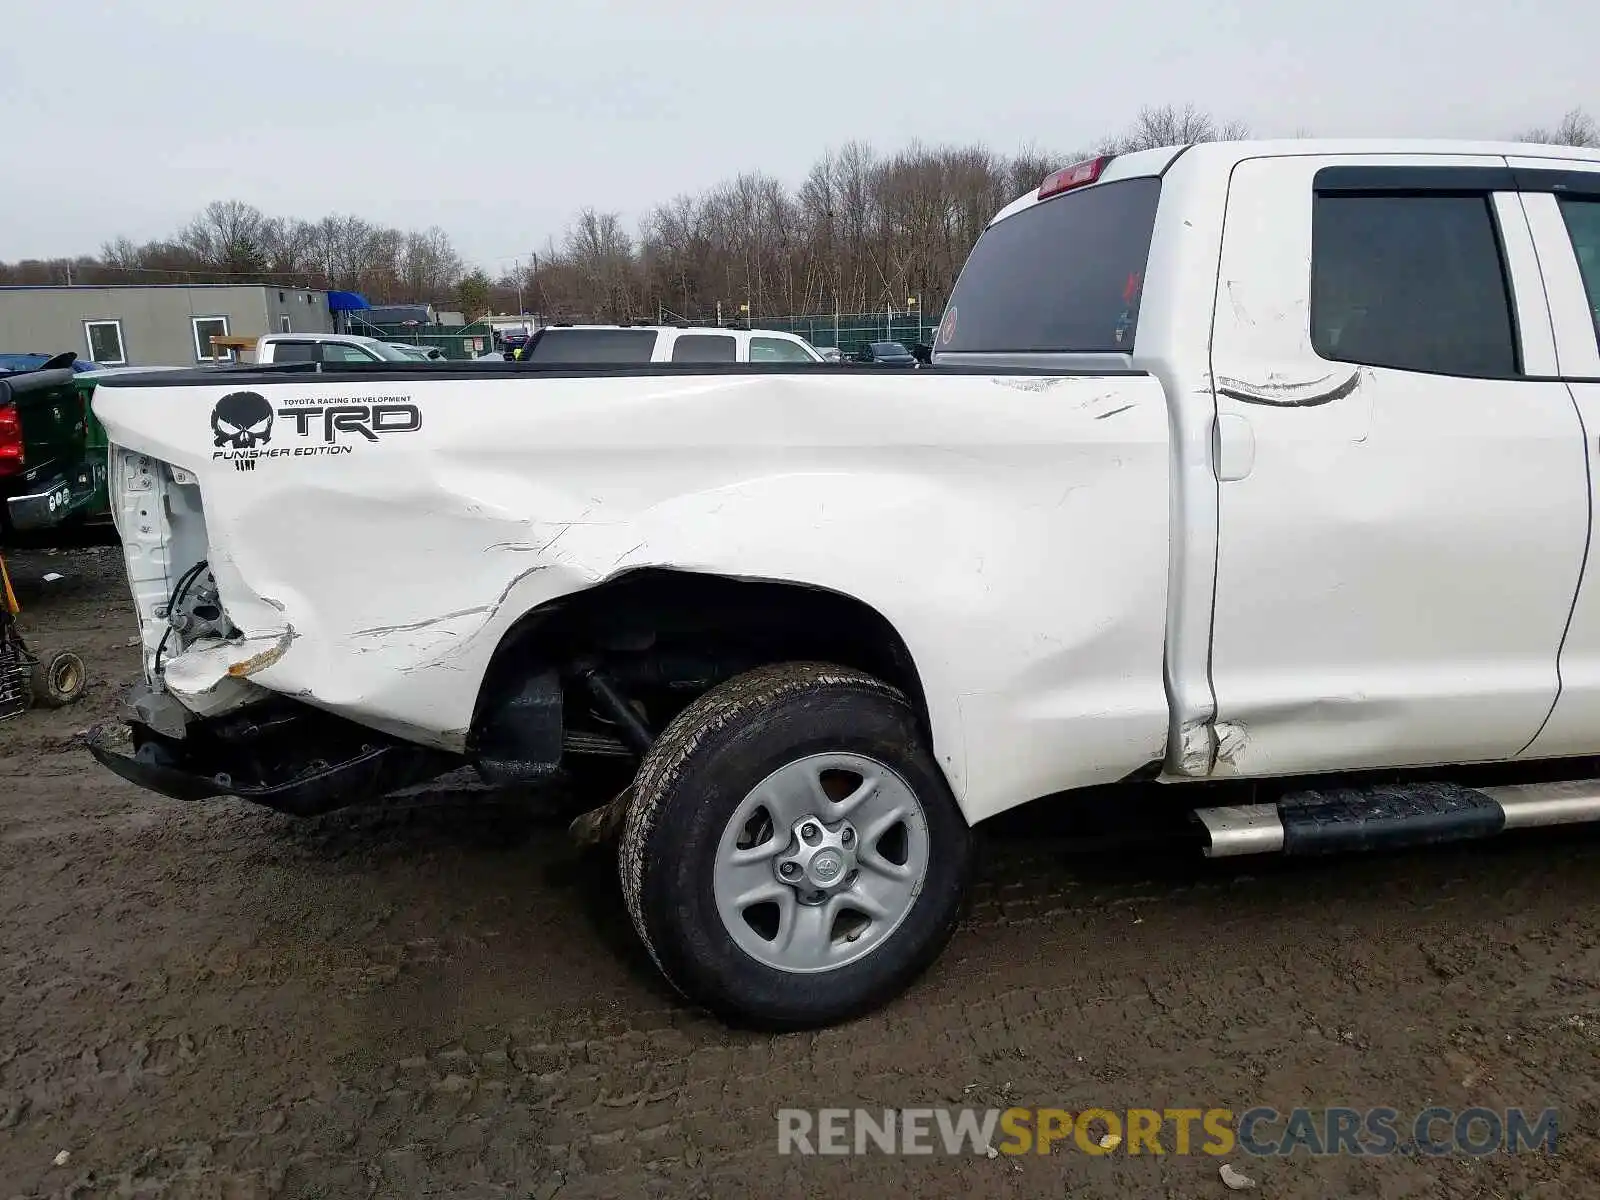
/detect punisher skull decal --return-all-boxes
[211,391,274,449]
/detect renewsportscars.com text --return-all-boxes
[776,1106,1558,1158]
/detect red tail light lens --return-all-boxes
[1039,155,1113,200]
[0,405,22,477]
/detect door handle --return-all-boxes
[1213,414,1256,482]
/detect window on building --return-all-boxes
[750,336,818,363]
[280,315,292,333]
[1558,197,1600,341]
[83,320,126,365]
[192,316,231,361]
[670,334,737,363]
[1310,192,1518,378]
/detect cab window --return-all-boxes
[322,343,380,364]
[940,176,1160,353]
[1310,192,1518,378]
[529,329,659,363]
[750,336,816,363]
[1559,197,1600,338]
[271,341,317,363]
[671,334,737,363]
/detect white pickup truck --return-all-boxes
[89,139,1600,1029]
[251,333,420,365]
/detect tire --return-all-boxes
[619,661,972,1030]
[30,649,85,708]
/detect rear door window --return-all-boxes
[270,341,316,363]
[670,334,737,363]
[938,176,1161,354]
[321,343,381,364]
[1310,193,1518,377]
[750,336,817,362]
[528,329,659,363]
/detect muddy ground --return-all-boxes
[2,544,1599,1198]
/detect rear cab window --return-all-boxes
[528,329,660,363]
[937,175,1161,354]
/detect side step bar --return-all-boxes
[1196,779,1600,858]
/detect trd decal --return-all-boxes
[210,394,420,471]
[277,403,422,443]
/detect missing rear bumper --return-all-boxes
[86,697,461,816]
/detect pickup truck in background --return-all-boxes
[88,138,1600,1029]
[251,333,420,365]
[1,360,183,539]
[0,354,105,538]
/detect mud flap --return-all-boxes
[474,667,564,785]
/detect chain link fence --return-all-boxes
[725,312,938,356]
[349,317,498,360]
[349,311,942,361]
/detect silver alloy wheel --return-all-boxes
[712,751,930,974]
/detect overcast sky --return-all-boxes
[4,0,1595,271]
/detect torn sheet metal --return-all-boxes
[94,368,1174,822]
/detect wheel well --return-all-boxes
[469,569,929,753]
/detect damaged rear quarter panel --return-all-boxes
[93,369,1172,822]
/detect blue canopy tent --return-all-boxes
[327,290,370,333]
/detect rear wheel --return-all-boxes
[619,662,972,1029]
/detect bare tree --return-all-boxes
[1518,108,1599,147]
[399,226,464,299]
[179,200,267,276]
[1105,104,1250,153]
[564,209,636,321]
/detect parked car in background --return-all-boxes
[852,340,917,366]
[251,333,417,365]
[815,347,844,363]
[0,353,101,375]
[520,325,823,364]
[386,342,446,361]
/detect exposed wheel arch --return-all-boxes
[468,568,932,751]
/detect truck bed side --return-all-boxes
[93,364,1172,822]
